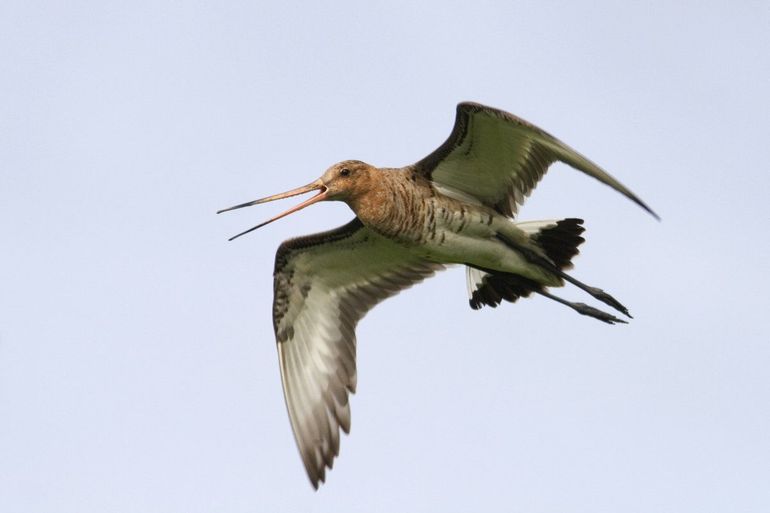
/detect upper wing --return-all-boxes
[414,102,658,219]
[272,218,444,488]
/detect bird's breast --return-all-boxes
[353,186,496,249]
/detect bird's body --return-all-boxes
[219,102,657,488]
[345,163,556,284]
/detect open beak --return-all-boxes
[217,179,327,241]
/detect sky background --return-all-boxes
[1,1,769,512]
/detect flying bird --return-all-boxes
[218,102,657,488]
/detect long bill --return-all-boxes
[217,179,328,241]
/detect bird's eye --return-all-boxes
[340,168,351,177]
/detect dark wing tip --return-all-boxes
[642,203,661,221]
[300,446,327,490]
[309,471,321,490]
[627,193,661,221]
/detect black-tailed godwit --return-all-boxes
[218,102,657,488]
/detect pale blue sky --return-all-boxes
[1,1,769,512]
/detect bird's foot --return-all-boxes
[571,302,628,325]
[585,287,632,318]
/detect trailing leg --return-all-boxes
[495,220,631,318]
[466,265,626,324]
[549,270,631,318]
[535,289,627,325]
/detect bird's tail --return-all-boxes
[521,218,585,271]
[466,218,585,309]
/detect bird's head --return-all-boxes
[217,160,377,240]
[320,160,376,201]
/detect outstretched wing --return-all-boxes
[272,218,443,488]
[415,102,658,219]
